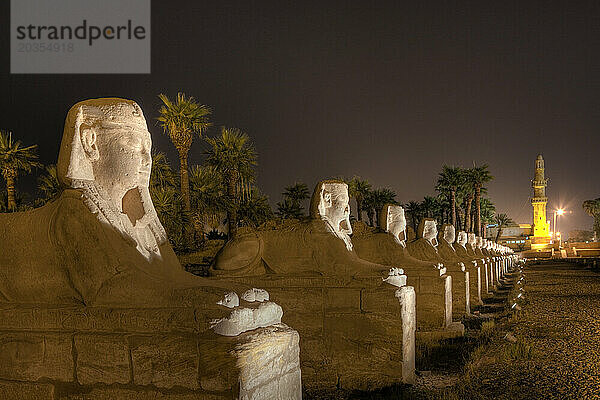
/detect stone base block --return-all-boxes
[213,276,416,391]
[0,304,301,400]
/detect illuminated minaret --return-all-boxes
[531,154,550,244]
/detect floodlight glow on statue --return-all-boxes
[0,98,286,337]
[385,205,408,246]
[57,99,165,262]
[352,205,463,334]
[211,181,418,388]
[315,181,354,251]
[212,179,397,277]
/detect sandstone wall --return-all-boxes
[212,276,416,391]
[0,305,301,400]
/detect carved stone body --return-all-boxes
[352,228,460,337]
[406,219,443,263]
[352,206,464,336]
[211,182,417,389]
[453,231,484,306]
[434,224,471,317]
[0,98,301,399]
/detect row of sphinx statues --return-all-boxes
[0,98,518,399]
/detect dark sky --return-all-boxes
[1,1,599,237]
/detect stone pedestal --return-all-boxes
[211,275,416,391]
[0,304,301,400]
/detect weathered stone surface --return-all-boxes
[130,334,199,389]
[351,207,458,333]
[0,380,55,400]
[0,98,302,399]
[74,334,130,385]
[211,186,415,390]
[0,306,198,333]
[234,324,301,398]
[60,388,229,400]
[324,288,361,312]
[361,287,404,313]
[0,332,73,382]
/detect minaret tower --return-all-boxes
[531,154,550,246]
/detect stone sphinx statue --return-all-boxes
[211,182,417,389]
[472,235,496,295]
[452,231,484,306]
[466,233,478,258]
[352,205,463,333]
[436,224,461,263]
[475,236,485,257]
[405,218,444,263]
[406,225,417,242]
[453,231,470,258]
[0,98,301,399]
[3,98,272,313]
[212,179,392,277]
[433,224,471,315]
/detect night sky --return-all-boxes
[1,1,599,237]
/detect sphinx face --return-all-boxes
[457,231,467,246]
[476,236,483,249]
[468,233,476,246]
[422,220,438,245]
[92,115,152,197]
[443,225,456,244]
[321,182,352,235]
[386,205,407,243]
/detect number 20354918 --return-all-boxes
[17,42,74,52]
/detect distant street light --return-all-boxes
[553,208,567,247]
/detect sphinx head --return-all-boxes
[58,98,152,201]
[476,236,483,249]
[457,231,467,246]
[57,98,165,261]
[418,218,438,247]
[382,204,407,246]
[439,224,456,245]
[310,180,353,250]
[467,233,476,247]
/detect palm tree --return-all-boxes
[404,201,422,233]
[282,182,310,215]
[479,197,496,238]
[421,196,438,218]
[276,198,304,219]
[283,183,310,203]
[150,185,189,251]
[583,199,600,240]
[238,189,273,227]
[435,166,464,228]
[150,151,177,191]
[36,164,62,206]
[189,165,226,242]
[468,164,493,236]
[495,213,514,242]
[362,190,376,227]
[0,130,40,211]
[461,184,475,232]
[205,127,257,240]
[436,195,450,225]
[348,177,372,222]
[157,93,212,212]
[370,188,397,228]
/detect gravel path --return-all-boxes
[495,261,600,399]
